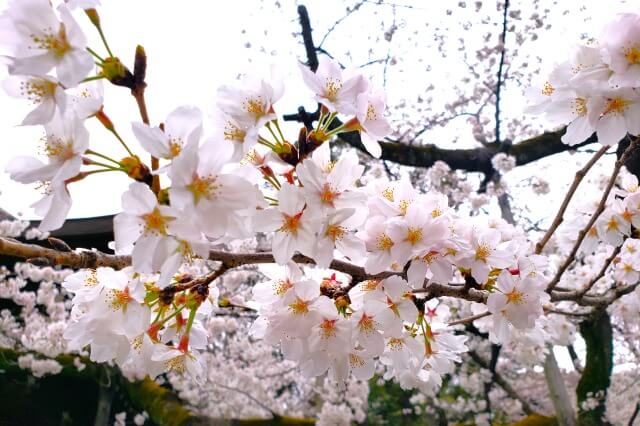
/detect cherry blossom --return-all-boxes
[0,0,93,87]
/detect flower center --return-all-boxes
[349,353,365,367]
[571,98,587,116]
[326,224,346,242]
[603,97,630,116]
[224,121,246,142]
[405,227,423,245]
[142,207,171,235]
[187,174,218,203]
[21,79,57,104]
[288,297,310,315]
[320,319,337,339]
[108,287,132,311]
[272,279,292,296]
[505,288,524,305]
[382,187,394,202]
[625,46,640,64]
[320,183,339,205]
[475,243,491,262]
[32,24,71,58]
[244,96,265,117]
[44,137,75,161]
[280,212,302,235]
[325,77,342,101]
[366,104,378,121]
[376,233,394,251]
[541,81,554,96]
[168,138,183,158]
[398,199,411,215]
[387,337,404,351]
[358,313,376,334]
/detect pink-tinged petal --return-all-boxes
[562,115,595,146]
[121,182,157,215]
[272,231,295,265]
[300,352,329,378]
[53,156,82,183]
[382,275,409,300]
[131,234,162,273]
[253,208,282,232]
[113,213,143,253]
[471,262,490,284]
[294,279,320,301]
[165,105,202,141]
[22,99,56,125]
[6,156,55,183]
[351,356,376,380]
[313,236,334,268]
[298,62,325,96]
[132,123,170,159]
[397,300,419,323]
[33,184,71,231]
[56,49,93,87]
[278,183,305,216]
[296,159,324,191]
[596,114,627,146]
[336,233,366,262]
[407,259,428,288]
[198,137,234,175]
[360,132,382,158]
[168,140,198,186]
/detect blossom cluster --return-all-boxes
[0,0,604,397]
[527,12,640,146]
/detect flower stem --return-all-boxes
[97,25,115,58]
[86,47,104,62]
[86,149,121,166]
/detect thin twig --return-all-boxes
[546,137,640,292]
[536,145,609,254]
[447,311,490,326]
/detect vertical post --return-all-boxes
[543,347,576,425]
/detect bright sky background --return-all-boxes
[0,0,636,220]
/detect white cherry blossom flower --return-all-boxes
[458,229,513,284]
[487,271,546,343]
[113,182,201,275]
[376,276,419,337]
[314,208,366,268]
[216,74,283,130]
[353,89,391,158]
[0,1,93,87]
[299,56,367,115]
[3,75,66,125]
[132,106,203,162]
[587,89,640,146]
[6,113,89,185]
[253,183,319,265]
[601,13,640,87]
[169,138,262,239]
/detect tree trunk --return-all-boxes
[576,311,613,425]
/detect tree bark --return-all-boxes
[576,311,614,425]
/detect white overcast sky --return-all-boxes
[0,0,636,219]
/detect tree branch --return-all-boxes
[467,349,536,415]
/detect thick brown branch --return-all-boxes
[0,237,130,270]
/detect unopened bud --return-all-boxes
[120,156,152,185]
[101,57,135,89]
[85,8,100,27]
